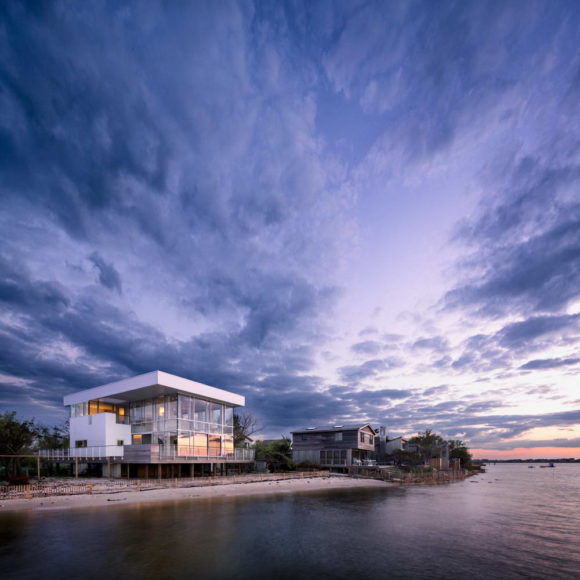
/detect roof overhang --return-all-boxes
[292,423,377,435]
[63,370,245,407]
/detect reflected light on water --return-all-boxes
[1,465,579,580]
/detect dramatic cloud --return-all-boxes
[89,253,123,294]
[520,357,580,371]
[0,1,579,453]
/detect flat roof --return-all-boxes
[63,370,245,407]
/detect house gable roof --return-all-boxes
[292,423,377,435]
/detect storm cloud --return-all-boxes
[1,1,579,451]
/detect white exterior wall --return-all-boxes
[70,413,131,451]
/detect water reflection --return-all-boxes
[1,465,580,580]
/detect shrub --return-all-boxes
[295,461,320,470]
[407,465,433,474]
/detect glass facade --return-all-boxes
[69,392,236,457]
[129,394,235,457]
[70,401,128,423]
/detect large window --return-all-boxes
[178,433,193,456]
[209,403,222,433]
[167,396,178,419]
[209,435,221,456]
[127,395,237,452]
[70,402,88,418]
[321,449,347,465]
[193,433,208,456]
[155,397,165,420]
[194,399,208,430]
[132,401,144,423]
[210,403,222,424]
[222,435,234,454]
[179,395,192,420]
[71,401,128,422]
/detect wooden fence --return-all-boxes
[0,471,330,500]
[348,466,468,485]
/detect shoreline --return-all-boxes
[0,476,391,514]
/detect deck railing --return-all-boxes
[39,446,125,459]
[159,446,255,461]
[39,446,255,462]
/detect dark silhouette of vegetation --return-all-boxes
[408,429,445,464]
[0,411,38,482]
[449,439,473,468]
[254,437,294,472]
[391,448,423,467]
[0,412,69,482]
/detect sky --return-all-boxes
[1,1,579,459]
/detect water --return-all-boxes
[1,464,579,580]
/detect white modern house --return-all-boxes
[45,370,254,477]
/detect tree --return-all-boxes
[36,421,69,450]
[0,412,38,455]
[408,429,445,464]
[254,437,293,472]
[391,448,423,467]
[449,439,472,468]
[233,411,262,446]
[0,412,39,480]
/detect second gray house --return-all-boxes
[291,424,376,468]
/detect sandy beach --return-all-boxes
[0,476,390,513]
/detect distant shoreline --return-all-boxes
[0,476,390,514]
[479,459,579,463]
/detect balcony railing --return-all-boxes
[39,446,125,459]
[39,446,255,462]
[160,446,254,461]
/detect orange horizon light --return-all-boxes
[471,447,580,460]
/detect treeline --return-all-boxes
[0,411,69,454]
[0,411,69,482]
[391,429,473,470]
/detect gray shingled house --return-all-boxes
[291,423,377,468]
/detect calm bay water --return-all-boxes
[1,464,580,580]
